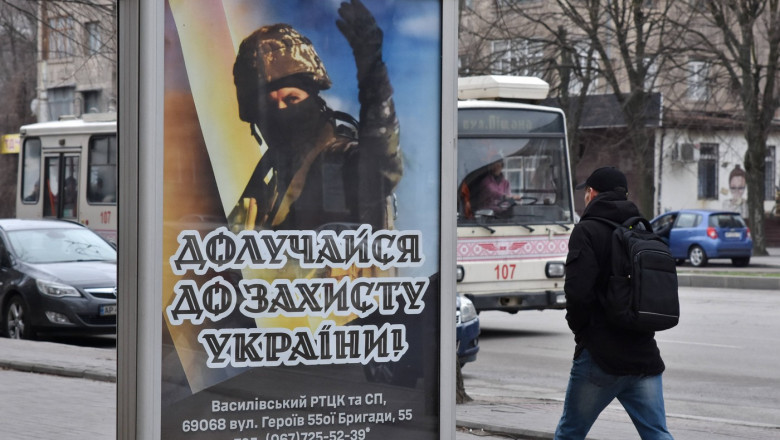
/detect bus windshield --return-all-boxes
[457,136,573,226]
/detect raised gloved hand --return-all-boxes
[336,0,383,82]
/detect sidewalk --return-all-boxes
[456,395,780,440]
[0,249,778,439]
[675,246,780,290]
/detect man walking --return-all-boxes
[555,166,674,440]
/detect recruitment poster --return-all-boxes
[160,0,445,439]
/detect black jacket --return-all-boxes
[564,191,665,376]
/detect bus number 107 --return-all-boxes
[494,264,516,280]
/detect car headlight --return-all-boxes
[36,279,82,297]
[459,296,478,323]
[546,261,565,278]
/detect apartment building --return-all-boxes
[34,0,116,122]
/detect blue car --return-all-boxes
[457,295,480,367]
[650,210,752,267]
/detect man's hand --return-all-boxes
[336,0,383,81]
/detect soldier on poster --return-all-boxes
[230,0,402,232]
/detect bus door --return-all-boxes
[43,153,81,220]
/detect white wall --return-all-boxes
[654,127,780,218]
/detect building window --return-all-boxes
[491,39,544,76]
[644,57,658,91]
[47,16,75,59]
[48,86,75,120]
[458,54,471,76]
[85,21,101,55]
[688,60,710,101]
[83,90,101,114]
[766,146,776,201]
[698,143,718,199]
[567,42,600,95]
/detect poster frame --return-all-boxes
[118,0,457,438]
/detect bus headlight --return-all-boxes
[545,262,565,278]
[456,265,465,282]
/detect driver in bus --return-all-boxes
[472,158,514,214]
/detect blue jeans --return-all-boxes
[554,349,674,440]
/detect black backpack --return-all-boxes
[591,216,680,332]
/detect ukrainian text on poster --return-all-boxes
[166,225,427,369]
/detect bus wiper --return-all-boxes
[502,216,535,232]
[518,224,535,233]
[473,210,497,233]
[551,222,570,231]
[477,222,496,234]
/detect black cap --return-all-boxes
[575,166,628,192]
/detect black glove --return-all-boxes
[336,0,383,82]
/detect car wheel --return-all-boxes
[731,257,750,267]
[688,245,708,267]
[4,296,35,340]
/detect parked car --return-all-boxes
[0,219,117,339]
[457,295,480,367]
[650,210,752,267]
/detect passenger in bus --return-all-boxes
[230,0,401,231]
[472,159,514,214]
[62,176,78,217]
[24,180,40,202]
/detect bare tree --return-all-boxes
[668,1,780,255]
[534,0,685,216]
[0,0,37,133]
[459,1,692,216]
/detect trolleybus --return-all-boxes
[16,113,117,243]
[456,76,574,313]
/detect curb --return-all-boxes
[678,274,780,290]
[0,359,116,383]
[457,420,554,440]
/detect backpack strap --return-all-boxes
[587,216,621,229]
[588,216,652,232]
[621,216,653,232]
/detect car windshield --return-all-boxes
[6,227,116,263]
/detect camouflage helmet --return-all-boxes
[234,24,331,123]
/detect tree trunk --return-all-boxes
[744,136,768,256]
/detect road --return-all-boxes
[461,286,780,430]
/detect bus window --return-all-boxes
[457,137,572,225]
[88,135,117,204]
[21,139,41,204]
